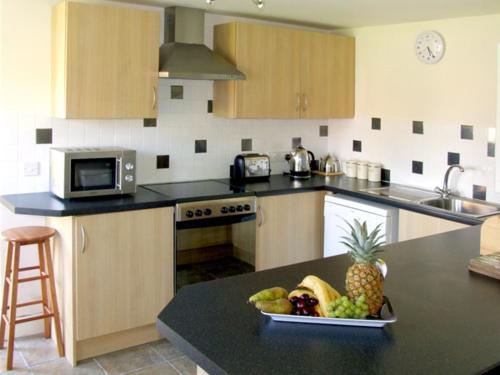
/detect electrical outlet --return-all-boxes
[24,162,40,176]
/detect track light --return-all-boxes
[252,0,264,8]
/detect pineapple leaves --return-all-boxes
[338,218,385,263]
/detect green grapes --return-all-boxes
[326,295,369,319]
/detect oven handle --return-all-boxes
[116,157,122,190]
[257,206,264,227]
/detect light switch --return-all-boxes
[24,162,40,176]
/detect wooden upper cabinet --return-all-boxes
[51,1,160,119]
[213,22,354,119]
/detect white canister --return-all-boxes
[357,161,368,180]
[346,160,357,178]
[368,163,382,182]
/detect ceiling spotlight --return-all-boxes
[252,0,264,8]
[206,0,214,4]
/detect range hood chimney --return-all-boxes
[159,7,245,80]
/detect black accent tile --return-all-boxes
[461,125,473,140]
[371,117,381,130]
[381,168,391,182]
[195,139,207,153]
[171,85,183,99]
[207,100,213,113]
[156,155,170,169]
[412,121,424,134]
[488,142,495,157]
[412,161,423,175]
[319,125,328,137]
[241,139,252,152]
[36,128,52,144]
[292,137,302,148]
[447,152,460,166]
[143,118,157,127]
[353,140,362,152]
[473,185,487,201]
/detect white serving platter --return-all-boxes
[262,297,397,328]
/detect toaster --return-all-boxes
[231,154,271,182]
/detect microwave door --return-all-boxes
[71,158,117,193]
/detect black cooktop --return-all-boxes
[143,180,249,203]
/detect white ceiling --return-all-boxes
[120,0,500,28]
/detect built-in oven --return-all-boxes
[175,197,256,292]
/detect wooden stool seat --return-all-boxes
[1,226,56,245]
[0,226,64,370]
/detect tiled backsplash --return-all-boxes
[329,115,498,202]
[0,79,329,195]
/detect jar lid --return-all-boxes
[357,161,368,166]
[369,162,382,167]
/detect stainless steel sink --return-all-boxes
[362,185,441,202]
[419,196,500,218]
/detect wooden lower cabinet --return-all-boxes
[47,207,174,365]
[255,192,324,270]
[398,209,469,242]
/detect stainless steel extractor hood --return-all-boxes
[159,7,245,80]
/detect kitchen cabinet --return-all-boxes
[255,192,324,270]
[47,207,174,365]
[51,1,160,119]
[398,209,469,242]
[213,22,354,119]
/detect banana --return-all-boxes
[297,275,341,317]
[288,289,317,300]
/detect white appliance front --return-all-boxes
[324,194,398,257]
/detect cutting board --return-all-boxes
[480,215,500,255]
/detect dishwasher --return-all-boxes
[324,194,399,257]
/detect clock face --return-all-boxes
[415,31,445,64]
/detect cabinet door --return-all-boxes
[398,209,468,242]
[300,32,354,119]
[75,207,173,341]
[255,192,324,271]
[56,2,160,118]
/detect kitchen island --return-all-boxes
[157,225,500,375]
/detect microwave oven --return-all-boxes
[50,147,137,199]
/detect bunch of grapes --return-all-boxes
[289,294,320,316]
[326,295,369,319]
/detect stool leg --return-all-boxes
[43,239,64,357]
[6,243,20,370]
[0,241,13,349]
[37,242,51,339]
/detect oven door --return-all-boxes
[68,157,119,197]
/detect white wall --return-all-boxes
[0,1,329,336]
[329,14,500,201]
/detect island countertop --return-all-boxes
[157,226,500,375]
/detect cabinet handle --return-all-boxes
[152,86,157,110]
[302,94,308,111]
[257,206,264,227]
[80,226,86,254]
[295,93,301,112]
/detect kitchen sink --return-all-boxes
[419,196,500,218]
[362,185,440,202]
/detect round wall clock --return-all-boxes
[415,31,445,64]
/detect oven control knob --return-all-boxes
[195,209,203,217]
[229,206,236,213]
[124,162,134,171]
[244,204,251,211]
[186,210,194,218]
[204,208,212,216]
[124,174,134,182]
[221,207,228,214]
[236,205,243,212]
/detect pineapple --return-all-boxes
[341,219,385,315]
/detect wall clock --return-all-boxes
[415,31,445,64]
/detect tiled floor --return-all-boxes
[0,335,197,375]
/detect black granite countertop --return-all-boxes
[157,226,500,375]
[0,175,484,224]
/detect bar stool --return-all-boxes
[0,226,64,370]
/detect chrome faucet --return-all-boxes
[435,164,464,198]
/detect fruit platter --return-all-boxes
[248,220,397,328]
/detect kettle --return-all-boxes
[324,154,341,173]
[285,145,315,179]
